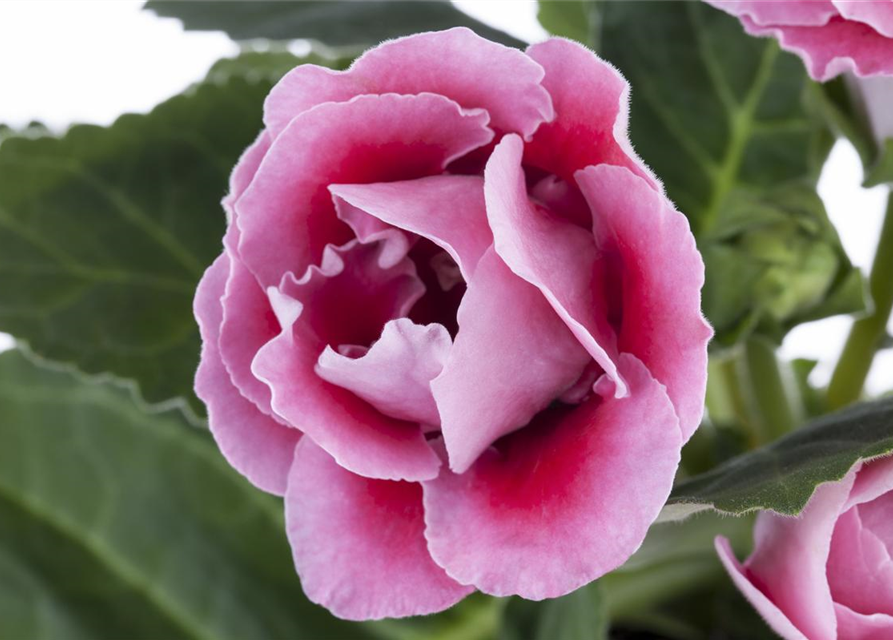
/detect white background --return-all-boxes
[0,0,889,395]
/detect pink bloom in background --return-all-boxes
[194,27,712,620]
[706,0,893,80]
[717,456,893,640]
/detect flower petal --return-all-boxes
[714,537,808,640]
[252,243,440,482]
[744,473,856,640]
[286,439,472,621]
[316,318,451,426]
[219,253,281,417]
[424,354,682,599]
[576,164,712,441]
[833,1,893,37]
[194,254,300,496]
[844,455,893,510]
[431,248,591,474]
[704,1,837,27]
[738,15,893,81]
[237,93,493,288]
[835,603,893,640]
[330,175,493,281]
[265,27,553,140]
[524,38,658,188]
[484,134,624,395]
[827,506,893,617]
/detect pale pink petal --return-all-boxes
[330,175,493,281]
[265,27,553,140]
[714,537,808,640]
[835,604,893,640]
[833,1,893,37]
[744,473,857,640]
[739,15,893,80]
[859,489,893,553]
[223,130,272,223]
[252,243,440,482]
[484,135,624,396]
[529,174,592,228]
[431,249,591,474]
[316,318,451,426]
[424,354,682,599]
[194,254,300,496]
[576,164,712,441]
[845,456,893,510]
[524,38,659,189]
[332,197,413,270]
[285,439,472,621]
[827,506,893,617]
[238,93,493,288]
[704,1,837,26]
[219,254,281,417]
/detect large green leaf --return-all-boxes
[0,349,378,639]
[662,396,893,521]
[0,54,319,419]
[144,1,524,48]
[596,1,833,236]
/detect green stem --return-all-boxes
[740,336,802,444]
[828,191,893,410]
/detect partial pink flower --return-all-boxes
[194,27,712,620]
[705,0,893,80]
[717,456,893,639]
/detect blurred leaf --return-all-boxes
[0,53,338,419]
[500,583,606,640]
[702,182,866,346]
[144,0,524,48]
[536,0,593,45]
[205,46,352,84]
[602,513,758,640]
[597,1,833,236]
[865,138,893,187]
[0,349,376,640]
[661,395,893,520]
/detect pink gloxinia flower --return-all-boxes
[705,1,893,80]
[194,27,712,620]
[717,456,893,639]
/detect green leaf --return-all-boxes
[144,1,525,48]
[661,395,893,520]
[865,138,893,187]
[597,1,833,236]
[0,349,377,640]
[0,54,330,418]
[702,182,867,345]
[500,583,606,640]
[205,47,352,85]
[536,0,593,45]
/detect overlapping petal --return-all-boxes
[424,354,682,599]
[484,134,624,395]
[237,93,494,288]
[576,164,712,440]
[252,242,440,481]
[316,318,451,426]
[194,255,301,496]
[739,15,893,80]
[285,439,472,620]
[330,175,492,280]
[265,27,553,140]
[431,249,591,474]
[523,38,659,188]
